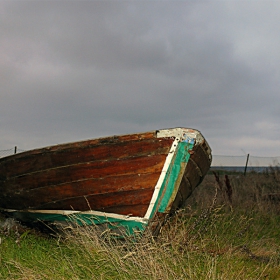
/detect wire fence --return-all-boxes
[212,154,280,167]
[0,147,26,158]
[211,154,280,173]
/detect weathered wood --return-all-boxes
[0,138,172,178]
[190,143,211,175]
[2,154,167,191]
[170,141,211,212]
[0,133,172,216]
[0,128,212,236]
[1,172,160,212]
[36,188,155,214]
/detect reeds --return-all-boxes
[1,168,280,279]
[189,167,280,213]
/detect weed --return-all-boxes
[1,171,280,279]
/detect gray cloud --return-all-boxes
[1,1,280,157]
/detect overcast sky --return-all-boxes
[1,0,280,158]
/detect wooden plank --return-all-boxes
[0,131,156,164]
[0,138,173,178]
[1,172,160,210]
[1,154,167,192]
[190,144,211,175]
[95,204,148,216]
[35,188,155,215]
[170,174,192,212]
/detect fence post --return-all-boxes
[14,146,17,154]
[244,154,249,175]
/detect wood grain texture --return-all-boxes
[0,137,171,178]
[0,132,173,217]
[169,139,211,213]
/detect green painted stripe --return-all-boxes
[12,211,147,236]
[158,141,193,213]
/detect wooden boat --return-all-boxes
[0,128,211,236]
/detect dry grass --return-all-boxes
[1,168,280,279]
[188,167,280,213]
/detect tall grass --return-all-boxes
[1,168,280,279]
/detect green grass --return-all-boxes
[1,170,280,279]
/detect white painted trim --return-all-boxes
[156,127,199,141]
[143,127,197,220]
[144,136,180,220]
[4,208,148,223]
[143,127,205,220]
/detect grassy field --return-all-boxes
[1,168,280,279]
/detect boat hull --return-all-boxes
[0,128,211,235]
